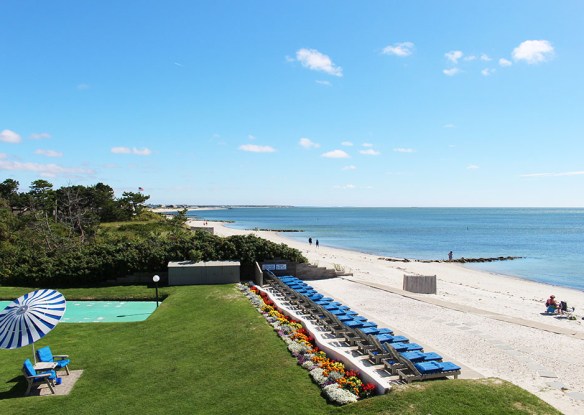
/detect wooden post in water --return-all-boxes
[403,274,437,294]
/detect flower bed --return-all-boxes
[239,283,376,405]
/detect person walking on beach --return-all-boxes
[448,251,453,261]
[308,237,312,246]
[316,239,319,248]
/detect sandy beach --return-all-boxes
[192,218,584,414]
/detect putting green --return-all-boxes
[0,300,157,323]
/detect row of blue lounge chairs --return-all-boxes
[269,274,461,383]
[22,346,71,395]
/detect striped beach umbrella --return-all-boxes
[0,289,66,359]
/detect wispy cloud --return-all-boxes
[481,68,496,76]
[360,148,380,156]
[322,149,350,159]
[30,132,52,140]
[480,54,492,62]
[445,50,463,64]
[0,159,94,178]
[247,134,256,141]
[342,165,356,171]
[521,171,584,178]
[512,40,554,64]
[333,184,356,189]
[77,83,91,91]
[295,48,343,77]
[341,141,353,147]
[362,143,373,148]
[382,41,415,57]
[443,68,460,76]
[111,147,153,156]
[467,164,479,170]
[0,129,21,143]
[239,144,276,153]
[299,137,320,149]
[443,123,456,128]
[315,80,332,86]
[499,58,513,67]
[35,149,63,158]
[393,148,415,153]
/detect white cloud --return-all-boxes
[464,55,477,61]
[360,149,380,156]
[393,148,415,153]
[299,137,320,149]
[30,132,51,140]
[334,184,356,189]
[322,149,350,159]
[521,171,584,178]
[480,54,492,62]
[512,40,554,64]
[443,123,456,128]
[77,83,91,90]
[467,164,479,170]
[362,143,373,147]
[341,141,353,146]
[0,129,21,143]
[247,134,256,141]
[295,48,343,77]
[0,159,94,178]
[481,68,496,76]
[239,144,276,153]
[0,153,6,159]
[382,41,415,57]
[35,149,63,158]
[445,50,464,64]
[342,165,356,171]
[315,80,332,86]
[443,68,460,76]
[499,58,513,67]
[111,147,153,156]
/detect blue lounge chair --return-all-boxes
[400,351,443,363]
[22,358,57,395]
[390,342,423,353]
[397,358,461,383]
[36,346,71,375]
[377,333,409,343]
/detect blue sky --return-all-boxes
[1,1,583,207]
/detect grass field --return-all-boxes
[0,285,561,415]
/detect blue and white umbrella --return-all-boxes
[0,289,66,358]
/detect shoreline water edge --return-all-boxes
[180,213,584,414]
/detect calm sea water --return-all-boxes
[187,208,584,291]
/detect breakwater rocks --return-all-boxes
[378,256,523,264]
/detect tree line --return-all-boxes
[0,179,305,287]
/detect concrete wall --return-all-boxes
[168,260,240,285]
[252,262,264,286]
[259,260,352,280]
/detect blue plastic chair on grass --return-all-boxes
[37,346,71,375]
[22,358,57,395]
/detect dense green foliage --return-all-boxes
[0,285,562,414]
[0,179,305,286]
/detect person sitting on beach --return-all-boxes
[545,295,559,314]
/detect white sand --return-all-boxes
[194,219,584,414]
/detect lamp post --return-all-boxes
[153,275,160,307]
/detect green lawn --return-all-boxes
[0,285,561,415]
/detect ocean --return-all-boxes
[186,207,584,291]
